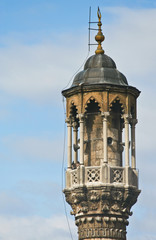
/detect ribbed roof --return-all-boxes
[71,54,128,88]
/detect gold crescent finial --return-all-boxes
[97,7,101,20]
[95,7,105,54]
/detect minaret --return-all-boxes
[62,8,140,240]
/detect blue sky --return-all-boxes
[0,1,156,239]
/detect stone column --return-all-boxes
[66,117,72,169]
[123,114,130,167]
[102,112,110,163]
[130,119,138,169]
[79,114,84,165]
[73,121,78,164]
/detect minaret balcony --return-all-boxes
[65,165,138,190]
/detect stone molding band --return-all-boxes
[78,227,126,239]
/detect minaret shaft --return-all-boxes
[62,8,140,240]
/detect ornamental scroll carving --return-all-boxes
[64,186,140,240]
[88,191,100,211]
[64,186,139,217]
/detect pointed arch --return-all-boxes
[84,96,101,114]
[109,96,125,113]
[69,101,79,122]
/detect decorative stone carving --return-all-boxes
[113,169,123,183]
[112,190,123,201]
[64,184,140,240]
[71,171,78,185]
[88,191,100,211]
[102,201,109,212]
[111,203,120,212]
[88,191,100,201]
[102,191,110,200]
[95,216,102,222]
[71,192,86,204]
[78,226,126,239]
[87,168,100,182]
[81,201,89,213]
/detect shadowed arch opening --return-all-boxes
[69,102,79,125]
[84,97,102,166]
[85,97,101,114]
[109,98,125,166]
[110,98,124,129]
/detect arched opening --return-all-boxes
[84,98,102,166]
[109,99,124,166]
[70,102,79,125]
[85,98,101,114]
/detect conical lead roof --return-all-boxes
[71,54,128,87]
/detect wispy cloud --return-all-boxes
[0,192,34,216]
[0,215,77,240]
[103,7,156,82]
[0,8,156,105]
[0,36,87,104]
[0,181,64,218]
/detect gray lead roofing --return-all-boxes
[71,54,128,88]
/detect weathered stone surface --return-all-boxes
[62,34,140,239]
[64,185,140,240]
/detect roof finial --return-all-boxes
[95,7,105,54]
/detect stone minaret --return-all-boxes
[62,8,140,240]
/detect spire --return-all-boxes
[95,7,105,54]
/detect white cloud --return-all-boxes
[0,35,87,104]
[103,7,156,77]
[0,8,155,106]
[0,209,155,240]
[0,215,77,240]
[0,8,155,107]
[0,192,34,216]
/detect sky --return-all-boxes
[0,0,156,239]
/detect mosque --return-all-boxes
[62,8,140,240]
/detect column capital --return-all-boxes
[78,113,85,122]
[130,119,138,127]
[65,117,72,126]
[72,121,78,130]
[101,112,110,120]
[122,114,132,123]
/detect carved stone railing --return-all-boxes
[67,165,138,189]
[71,169,79,185]
[85,166,101,184]
[110,167,124,184]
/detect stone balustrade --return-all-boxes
[66,165,138,189]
